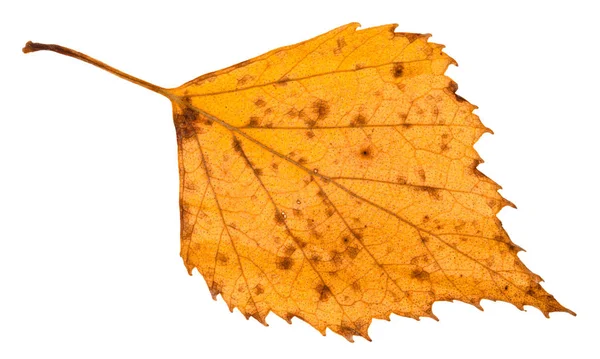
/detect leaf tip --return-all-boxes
[505,199,517,209]
[347,22,362,31]
[471,300,484,311]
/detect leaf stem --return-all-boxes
[23,41,170,97]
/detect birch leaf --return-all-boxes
[23,22,574,342]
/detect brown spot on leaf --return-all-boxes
[411,268,430,281]
[232,137,242,153]
[276,76,290,86]
[217,253,229,264]
[174,108,198,139]
[334,37,347,55]
[347,246,360,259]
[286,108,299,117]
[304,119,317,128]
[312,99,330,121]
[448,80,459,93]
[395,32,422,43]
[237,74,253,86]
[331,251,343,265]
[418,169,427,182]
[253,168,263,176]
[276,256,294,270]
[316,284,332,301]
[283,244,296,256]
[274,210,286,225]
[350,114,368,126]
[200,115,213,126]
[419,186,442,200]
[182,107,198,121]
[254,99,266,107]
[209,281,223,300]
[306,130,315,139]
[295,239,307,249]
[247,116,260,127]
[360,146,373,159]
[254,284,264,295]
[392,62,404,78]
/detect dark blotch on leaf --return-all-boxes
[347,246,360,259]
[174,107,199,139]
[395,32,422,43]
[217,253,229,264]
[274,210,286,225]
[350,114,367,127]
[276,256,294,270]
[419,186,442,200]
[360,146,373,159]
[316,284,332,301]
[448,80,459,93]
[392,62,404,78]
[232,137,243,153]
[312,99,330,121]
[283,244,296,256]
[247,116,260,127]
[276,76,290,86]
[411,268,430,281]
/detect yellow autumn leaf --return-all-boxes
[23,22,574,342]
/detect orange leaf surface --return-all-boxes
[23,22,574,342]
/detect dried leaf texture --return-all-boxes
[23,22,574,342]
[170,23,573,341]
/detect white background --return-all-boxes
[1,0,598,357]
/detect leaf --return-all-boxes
[23,22,574,342]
